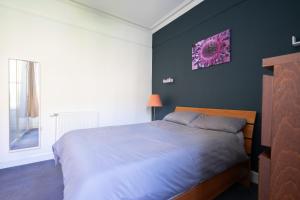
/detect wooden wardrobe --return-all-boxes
[259,52,300,200]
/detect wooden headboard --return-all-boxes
[175,107,256,155]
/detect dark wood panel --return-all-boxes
[261,75,273,147]
[270,62,300,200]
[259,153,271,200]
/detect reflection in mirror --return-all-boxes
[9,59,40,151]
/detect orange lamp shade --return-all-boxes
[147,94,162,107]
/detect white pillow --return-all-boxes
[188,115,247,133]
[163,111,199,125]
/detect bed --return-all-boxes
[53,107,256,200]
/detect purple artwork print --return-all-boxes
[192,29,230,70]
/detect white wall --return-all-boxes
[0,0,152,168]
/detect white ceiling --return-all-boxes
[71,0,203,32]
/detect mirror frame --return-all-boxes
[8,58,42,153]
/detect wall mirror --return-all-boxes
[9,59,40,151]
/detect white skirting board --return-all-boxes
[0,152,53,169]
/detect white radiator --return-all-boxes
[52,111,99,141]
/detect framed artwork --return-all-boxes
[192,29,230,70]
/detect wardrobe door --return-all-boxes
[270,63,300,200]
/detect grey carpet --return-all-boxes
[10,129,39,150]
[0,160,257,200]
[0,160,63,200]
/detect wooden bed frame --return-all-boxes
[173,107,256,200]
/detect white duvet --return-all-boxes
[53,120,248,200]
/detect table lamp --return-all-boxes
[147,94,162,120]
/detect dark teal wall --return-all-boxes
[152,0,300,171]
